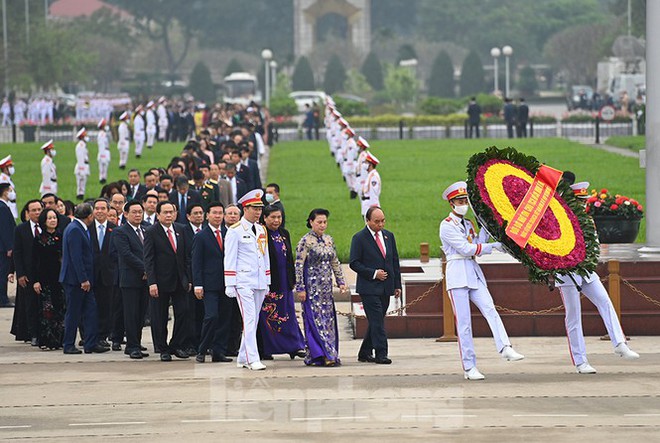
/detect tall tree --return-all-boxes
[384,65,419,111]
[292,56,315,91]
[323,55,347,94]
[459,50,485,96]
[361,51,384,91]
[224,58,245,77]
[189,61,216,103]
[108,0,201,81]
[428,51,455,97]
[396,43,418,64]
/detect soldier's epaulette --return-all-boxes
[203,183,213,189]
[230,221,241,229]
[188,180,195,186]
[444,217,452,222]
[208,179,218,184]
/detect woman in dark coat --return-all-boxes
[257,205,305,359]
[32,208,64,350]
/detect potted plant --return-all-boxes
[586,188,644,243]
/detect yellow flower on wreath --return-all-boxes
[483,162,577,256]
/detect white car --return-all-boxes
[289,91,327,112]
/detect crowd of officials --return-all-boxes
[0,96,405,370]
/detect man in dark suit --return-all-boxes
[169,175,202,224]
[265,183,285,228]
[127,169,147,201]
[89,198,117,347]
[60,203,109,354]
[144,201,192,361]
[182,203,205,354]
[192,202,232,363]
[10,199,43,343]
[240,145,262,190]
[110,193,126,226]
[113,200,150,359]
[503,98,517,139]
[517,97,529,138]
[349,207,402,365]
[0,183,16,307]
[231,149,253,189]
[467,97,482,139]
[225,163,247,204]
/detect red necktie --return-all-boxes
[167,228,177,252]
[375,232,386,258]
[34,224,40,237]
[215,229,223,251]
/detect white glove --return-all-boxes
[225,286,238,298]
[491,242,504,252]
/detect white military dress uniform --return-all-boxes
[117,112,130,168]
[0,155,17,218]
[342,128,357,193]
[354,137,370,196]
[157,97,168,141]
[133,109,146,157]
[39,140,57,196]
[360,152,381,216]
[96,119,110,183]
[74,128,90,198]
[439,181,522,379]
[555,181,638,373]
[224,190,271,370]
[145,102,157,149]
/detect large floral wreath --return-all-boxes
[466,146,599,285]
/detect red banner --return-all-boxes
[505,165,563,248]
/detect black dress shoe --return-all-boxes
[112,343,122,351]
[98,339,111,348]
[211,354,232,363]
[358,355,376,363]
[185,347,197,356]
[129,350,143,359]
[173,349,189,359]
[374,357,392,364]
[140,351,149,358]
[85,345,110,354]
[226,351,238,357]
[160,353,172,362]
[289,350,306,360]
[63,347,82,354]
[78,340,84,346]
[195,354,205,363]
[140,345,147,351]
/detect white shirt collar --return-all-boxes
[190,222,202,233]
[75,218,88,231]
[366,225,380,238]
[95,220,107,230]
[161,223,174,234]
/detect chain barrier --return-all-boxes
[337,274,660,320]
[621,278,660,308]
[336,280,441,320]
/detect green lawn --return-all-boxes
[0,141,185,204]
[268,138,647,261]
[605,135,646,151]
[1,138,647,261]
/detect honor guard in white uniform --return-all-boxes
[157,96,168,141]
[96,118,110,184]
[354,136,370,198]
[133,105,146,158]
[0,155,17,218]
[39,140,58,196]
[342,126,358,198]
[145,100,157,150]
[360,152,381,217]
[117,111,130,170]
[74,127,90,200]
[555,181,639,374]
[329,109,342,165]
[439,181,524,380]
[336,117,349,168]
[224,189,271,371]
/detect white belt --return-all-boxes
[446,254,475,261]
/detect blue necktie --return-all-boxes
[179,194,186,222]
[98,224,105,249]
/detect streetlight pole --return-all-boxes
[270,60,277,94]
[25,0,30,45]
[490,47,501,94]
[2,0,8,96]
[261,49,273,108]
[503,45,513,98]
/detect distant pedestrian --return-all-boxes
[503,98,516,139]
[467,97,482,138]
[517,98,529,138]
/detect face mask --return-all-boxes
[453,204,469,216]
[8,166,14,175]
[84,136,90,142]
[104,125,110,131]
[7,190,16,201]
[50,149,57,157]
[265,194,275,203]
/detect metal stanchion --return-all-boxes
[602,259,623,341]
[420,242,429,263]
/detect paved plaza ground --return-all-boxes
[1,296,659,442]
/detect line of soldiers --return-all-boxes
[323,96,381,217]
